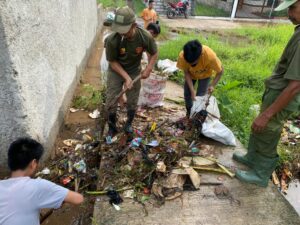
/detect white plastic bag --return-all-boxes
[138,73,168,108]
[202,118,237,146]
[190,95,220,119]
[191,95,236,146]
[157,59,178,74]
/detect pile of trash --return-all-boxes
[97,106,235,208]
[274,116,300,192]
[36,128,100,192]
[281,118,300,146]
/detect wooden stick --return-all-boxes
[206,157,235,178]
[192,166,227,174]
[86,186,133,195]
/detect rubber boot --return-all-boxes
[108,113,118,137]
[232,151,254,168]
[232,134,256,168]
[124,110,135,134]
[235,154,279,187]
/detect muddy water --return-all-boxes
[284,180,300,216]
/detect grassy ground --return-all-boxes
[97,0,126,8]
[194,3,230,17]
[159,25,294,146]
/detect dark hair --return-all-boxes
[149,0,154,3]
[8,137,44,171]
[183,40,202,63]
[146,21,161,35]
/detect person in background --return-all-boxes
[0,137,84,225]
[233,0,300,187]
[141,0,158,29]
[146,21,161,38]
[177,40,224,117]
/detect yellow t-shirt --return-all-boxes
[176,45,222,80]
[141,8,157,29]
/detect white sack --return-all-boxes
[191,95,236,146]
[138,73,168,108]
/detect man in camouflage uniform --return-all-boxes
[105,6,158,136]
[233,0,300,187]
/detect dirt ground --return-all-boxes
[41,30,104,225]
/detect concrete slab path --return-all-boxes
[93,81,300,225]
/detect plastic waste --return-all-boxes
[130,138,142,148]
[73,160,87,173]
[89,109,100,119]
[157,59,178,74]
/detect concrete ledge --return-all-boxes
[161,15,291,24]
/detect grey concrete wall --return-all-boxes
[196,0,234,12]
[0,0,103,173]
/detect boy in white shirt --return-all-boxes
[0,137,84,225]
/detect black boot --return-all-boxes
[108,113,118,137]
[124,110,135,133]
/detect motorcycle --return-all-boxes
[166,0,189,19]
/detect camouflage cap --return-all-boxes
[111,6,136,34]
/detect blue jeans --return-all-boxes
[184,78,210,116]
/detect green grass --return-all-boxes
[133,0,146,16]
[73,84,104,110]
[97,0,126,8]
[159,24,294,145]
[194,3,230,17]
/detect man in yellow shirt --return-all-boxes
[141,0,158,29]
[177,40,224,117]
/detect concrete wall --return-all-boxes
[196,0,234,12]
[0,0,103,173]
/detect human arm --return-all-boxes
[109,61,133,89]
[252,43,300,132]
[184,70,196,101]
[208,67,224,93]
[142,33,158,79]
[64,191,84,205]
[36,179,84,209]
[105,35,133,89]
[252,80,300,132]
[141,51,158,79]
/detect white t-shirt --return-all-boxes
[0,177,68,225]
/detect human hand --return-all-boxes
[208,85,214,94]
[251,113,271,133]
[141,68,152,79]
[125,77,133,90]
[191,91,196,101]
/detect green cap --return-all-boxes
[275,0,298,11]
[111,6,136,34]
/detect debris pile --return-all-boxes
[36,128,100,192]
[281,119,300,146]
[97,106,235,207]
